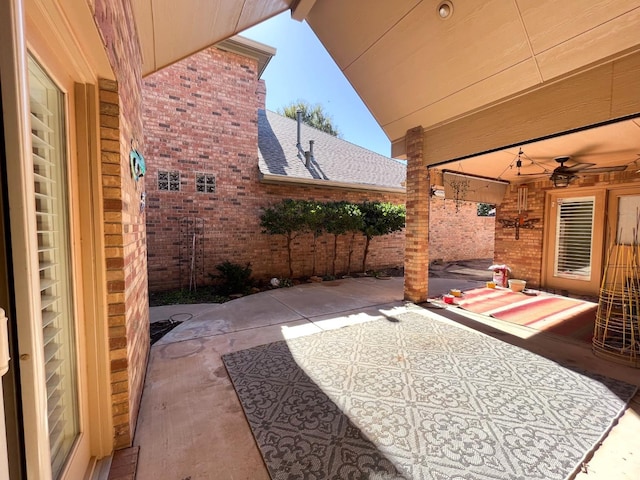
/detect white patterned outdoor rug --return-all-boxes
[222,310,637,480]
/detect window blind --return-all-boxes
[555,197,595,280]
[29,58,79,479]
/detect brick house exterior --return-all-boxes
[142,39,495,292]
[94,1,151,448]
[94,0,151,449]
[3,3,638,478]
[2,0,152,475]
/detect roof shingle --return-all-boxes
[258,109,406,190]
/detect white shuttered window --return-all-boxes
[28,57,79,478]
[554,197,595,281]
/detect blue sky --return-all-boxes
[242,12,392,157]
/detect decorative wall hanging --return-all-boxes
[499,217,539,240]
[517,184,527,213]
[499,185,539,239]
[140,191,146,214]
[445,176,469,213]
[129,139,146,182]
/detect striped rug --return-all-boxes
[456,288,597,342]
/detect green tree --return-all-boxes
[477,203,495,216]
[358,202,406,273]
[303,200,327,276]
[260,199,308,278]
[279,100,340,137]
[325,201,364,276]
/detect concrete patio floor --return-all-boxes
[133,275,640,480]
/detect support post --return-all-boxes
[404,126,429,302]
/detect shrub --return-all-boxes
[325,201,363,275]
[260,199,309,278]
[302,200,327,276]
[212,261,253,295]
[358,202,406,273]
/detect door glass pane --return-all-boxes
[617,195,640,245]
[555,197,595,280]
[28,57,79,478]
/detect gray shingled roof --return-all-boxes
[258,109,406,190]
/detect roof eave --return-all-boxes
[216,35,276,78]
[258,172,406,194]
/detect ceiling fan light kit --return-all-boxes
[550,170,577,188]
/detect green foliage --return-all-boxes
[359,201,406,239]
[260,199,309,236]
[302,200,327,275]
[325,201,364,236]
[260,199,405,278]
[358,201,406,272]
[477,203,495,216]
[277,277,294,288]
[303,200,327,236]
[212,261,253,295]
[260,199,309,277]
[325,202,364,275]
[279,100,340,137]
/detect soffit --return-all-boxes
[27,0,113,81]
[132,0,294,76]
[431,118,640,185]
[305,0,640,142]
[128,0,640,186]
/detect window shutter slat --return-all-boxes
[555,198,595,280]
[29,57,79,479]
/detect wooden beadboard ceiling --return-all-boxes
[131,0,640,184]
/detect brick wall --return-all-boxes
[143,45,493,292]
[494,183,545,287]
[428,198,495,262]
[258,185,406,279]
[94,0,149,449]
[495,172,640,289]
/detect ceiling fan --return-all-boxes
[548,156,589,187]
[510,148,631,187]
[547,155,629,187]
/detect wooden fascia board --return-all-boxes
[259,172,406,194]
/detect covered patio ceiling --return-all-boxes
[429,117,640,185]
[131,0,640,185]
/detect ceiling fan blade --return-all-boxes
[580,165,629,174]
[564,162,596,172]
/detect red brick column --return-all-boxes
[404,126,429,302]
